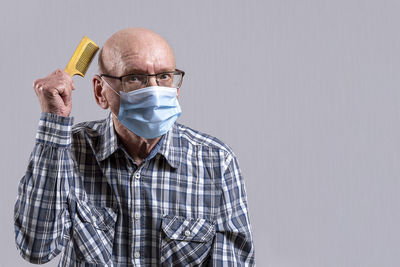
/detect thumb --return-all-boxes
[60,87,72,107]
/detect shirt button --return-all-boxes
[134,251,140,258]
[184,230,191,237]
[134,172,140,180]
[134,212,140,220]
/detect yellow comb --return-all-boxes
[65,36,99,77]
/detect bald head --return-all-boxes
[98,28,175,76]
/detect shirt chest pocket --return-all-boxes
[160,214,216,266]
[73,201,117,265]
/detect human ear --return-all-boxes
[93,75,109,109]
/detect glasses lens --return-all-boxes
[157,72,183,88]
[121,71,183,91]
[122,74,147,91]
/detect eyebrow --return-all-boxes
[123,67,176,75]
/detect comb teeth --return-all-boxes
[75,43,97,75]
[65,36,99,77]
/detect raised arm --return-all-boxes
[14,70,76,264]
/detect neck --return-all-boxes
[112,116,161,166]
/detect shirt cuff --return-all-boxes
[35,112,74,147]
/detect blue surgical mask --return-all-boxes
[103,79,181,139]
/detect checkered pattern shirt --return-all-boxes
[14,112,255,266]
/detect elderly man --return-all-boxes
[14,28,255,266]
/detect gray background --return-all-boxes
[1,0,400,266]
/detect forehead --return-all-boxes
[120,53,175,75]
[113,42,176,75]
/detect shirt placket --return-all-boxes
[131,164,144,266]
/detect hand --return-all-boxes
[33,69,76,117]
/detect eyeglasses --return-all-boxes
[100,69,185,92]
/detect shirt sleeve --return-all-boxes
[210,152,256,266]
[14,113,75,264]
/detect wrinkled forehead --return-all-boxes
[103,37,176,76]
[119,45,175,75]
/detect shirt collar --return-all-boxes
[96,113,182,169]
[157,123,182,169]
[96,113,119,162]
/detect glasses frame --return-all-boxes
[99,69,185,91]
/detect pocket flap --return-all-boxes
[76,201,117,231]
[161,215,215,243]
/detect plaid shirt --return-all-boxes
[14,112,255,266]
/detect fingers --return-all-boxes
[32,69,75,117]
[34,69,74,94]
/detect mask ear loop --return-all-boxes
[101,77,121,96]
[100,76,121,120]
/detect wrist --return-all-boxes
[35,113,74,147]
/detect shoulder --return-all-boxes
[72,119,107,134]
[175,123,235,157]
[71,117,108,138]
